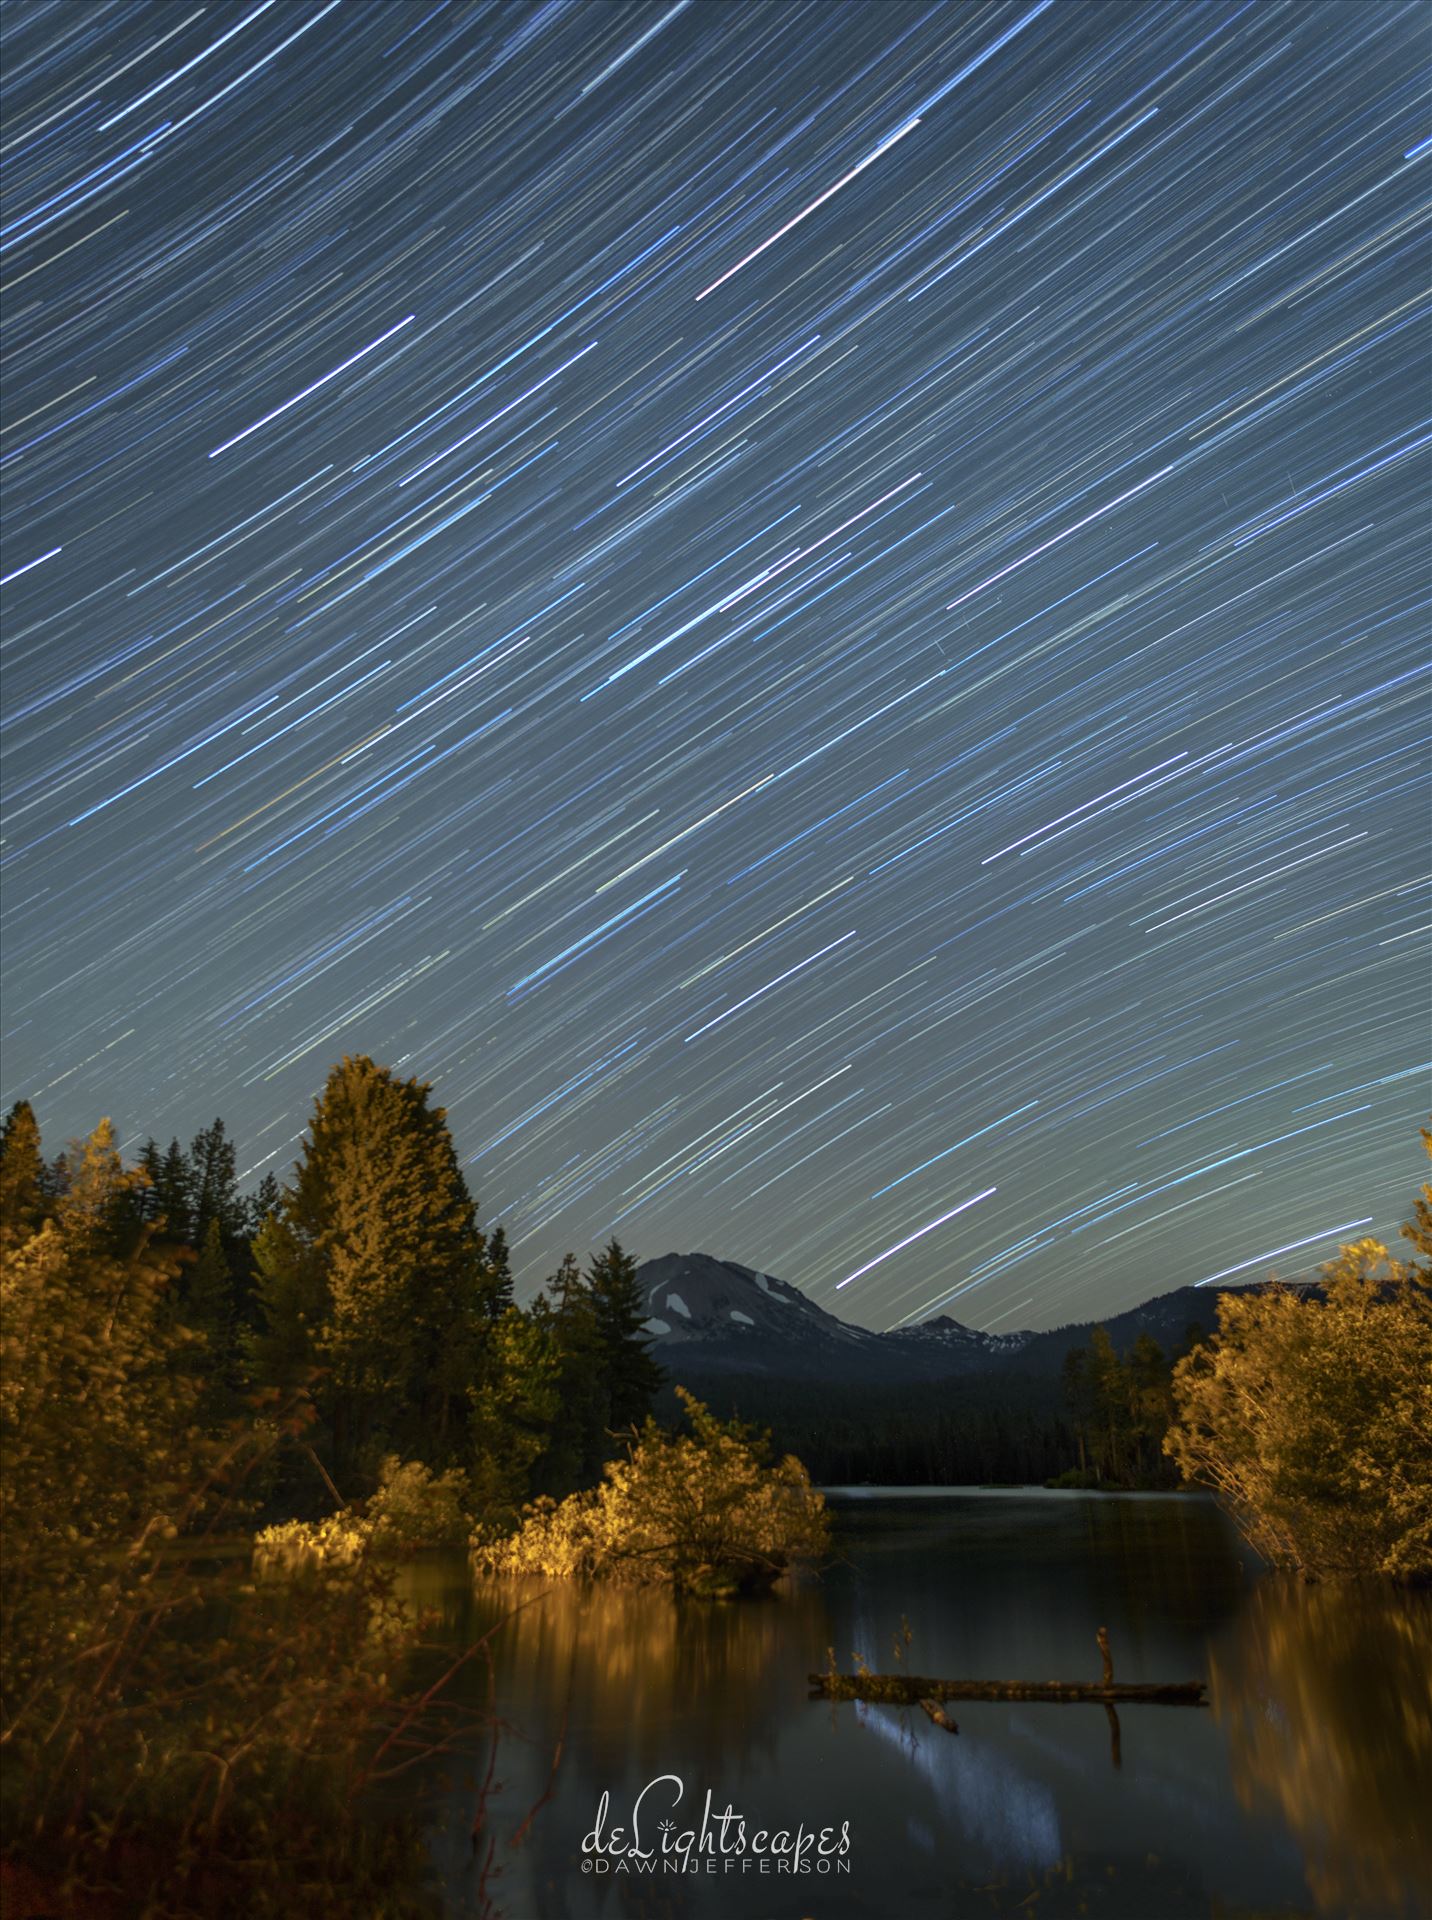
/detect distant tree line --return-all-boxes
[1056,1323,1207,1489]
[674,1328,1204,1492]
[672,1374,1081,1487]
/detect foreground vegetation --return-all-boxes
[0,1120,476,1916]
[0,1065,664,1915]
[1165,1136,1432,1581]
[0,1061,830,1911]
[472,1388,829,1594]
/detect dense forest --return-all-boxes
[0,1056,663,1525]
[673,1317,1201,1492]
[668,1328,1190,1489]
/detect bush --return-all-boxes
[1165,1236,1432,1579]
[473,1388,829,1595]
[255,1456,470,1572]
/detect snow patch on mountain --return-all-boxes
[635,1252,1027,1383]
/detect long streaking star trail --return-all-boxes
[209,316,416,458]
[837,1189,998,1289]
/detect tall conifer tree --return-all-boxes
[245,1172,281,1238]
[0,1100,47,1249]
[187,1216,240,1396]
[145,1139,193,1245]
[188,1119,242,1246]
[137,1140,165,1224]
[251,1056,489,1479]
[531,1254,607,1491]
[52,1120,139,1255]
[588,1239,662,1435]
[485,1224,514,1318]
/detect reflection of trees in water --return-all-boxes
[1067,1492,1249,1618]
[383,1563,835,1917]
[1212,1578,1432,1918]
[391,1550,478,1626]
[472,1573,830,1781]
[847,1493,1247,1616]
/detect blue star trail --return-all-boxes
[1,0,1427,1329]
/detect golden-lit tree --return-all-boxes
[1165,1141,1432,1578]
[475,1387,830,1595]
[251,1055,496,1480]
[467,1304,563,1523]
[0,1098,48,1249]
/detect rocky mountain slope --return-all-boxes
[636,1250,1236,1386]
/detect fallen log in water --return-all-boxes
[918,1697,958,1734]
[809,1674,1204,1704]
[808,1628,1206,1707]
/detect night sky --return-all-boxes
[2,0,1428,1331]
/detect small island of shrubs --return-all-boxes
[471,1387,830,1595]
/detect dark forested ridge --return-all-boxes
[634,1252,1282,1488]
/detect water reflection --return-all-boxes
[1213,1578,1432,1919]
[852,1695,1063,1874]
[472,1573,829,1781]
[395,1498,1431,1919]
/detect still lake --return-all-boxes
[397,1489,1432,1920]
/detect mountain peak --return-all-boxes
[639,1250,854,1342]
[636,1251,1023,1382]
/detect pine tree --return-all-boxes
[1127,1331,1173,1481]
[137,1140,165,1224]
[1061,1344,1092,1476]
[51,1120,143,1255]
[188,1118,243,1246]
[0,1099,47,1249]
[1086,1325,1131,1482]
[148,1138,193,1244]
[245,1172,281,1238]
[485,1224,514,1318]
[251,1056,489,1481]
[186,1216,239,1397]
[248,1208,328,1391]
[546,1251,586,1316]
[533,1255,606,1493]
[235,1171,283,1337]
[587,1239,662,1436]
[468,1307,560,1522]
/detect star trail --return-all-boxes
[1,0,1427,1331]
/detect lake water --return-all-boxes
[397,1489,1432,1920]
